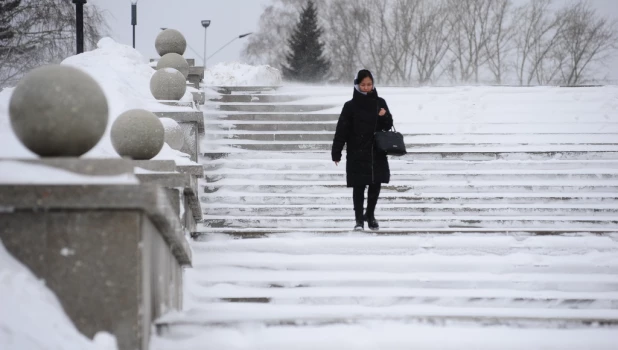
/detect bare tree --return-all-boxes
[557,0,617,85]
[513,0,567,85]
[483,0,514,84]
[322,0,365,83]
[413,0,452,84]
[243,0,618,86]
[382,0,421,85]
[0,0,107,88]
[446,0,494,83]
[356,0,392,83]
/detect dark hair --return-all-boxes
[354,69,374,85]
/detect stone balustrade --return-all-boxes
[0,28,204,350]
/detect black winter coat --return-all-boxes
[331,88,394,187]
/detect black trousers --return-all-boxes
[353,184,381,219]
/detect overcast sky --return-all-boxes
[89,0,272,66]
[91,0,618,80]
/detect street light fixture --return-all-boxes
[72,0,87,54]
[201,20,211,69]
[182,32,252,66]
[206,33,253,62]
[131,0,138,49]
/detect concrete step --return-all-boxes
[192,251,618,275]
[208,104,337,113]
[178,258,618,322]
[204,114,618,133]
[200,141,618,152]
[204,113,339,122]
[202,181,618,194]
[202,132,618,143]
[200,151,618,162]
[204,171,618,183]
[200,216,618,229]
[191,266,618,290]
[190,233,618,254]
[154,321,618,348]
[187,270,618,307]
[203,118,618,132]
[209,94,306,103]
[204,120,337,132]
[191,295,618,312]
[202,204,618,217]
[203,159,618,172]
[199,193,618,205]
[193,228,618,237]
[212,86,280,94]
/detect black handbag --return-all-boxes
[375,126,407,156]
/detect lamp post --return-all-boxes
[201,20,211,69]
[72,0,87,54]
[131,0,138,49]
[206,33,252,63]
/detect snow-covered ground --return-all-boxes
[150,82,618,349]
[152,233,618,350]
[200,84,618,158]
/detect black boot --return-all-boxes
[354,220,364,231]
[353,186,365,231]
[354,209,364,231]
[365,184,381,230]
[364,213,379,230]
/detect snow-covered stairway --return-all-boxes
[152,86,618,349]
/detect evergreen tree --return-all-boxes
[282,0,330,82]
[0,0,21,57]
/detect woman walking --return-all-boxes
[332,69,393,231]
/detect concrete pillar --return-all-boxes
[0,159,192,350]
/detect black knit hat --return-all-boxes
[354,69,374,85]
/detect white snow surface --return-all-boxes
[151,234,618,350]
[201,84,618,154]
[160,117,181,132]
[170,83,618,349]
[260,85,618,126]
[0,240,117,350]
[203,62,282,86]
[152,324,617,350]
[0,160,139,185]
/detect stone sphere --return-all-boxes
[157,53,189,79]
[150,68,187,101]
[159,117,185,151]
[155,29,187,56]
[111,109,164,160]
[8,65,108,157]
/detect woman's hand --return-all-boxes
[379,108,386,116]
[334,161,339,166]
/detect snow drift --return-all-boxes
[0,240,117,350]
[0,37,193,162]
[203,62,281,86]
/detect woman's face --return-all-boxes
[359,77,373,93]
